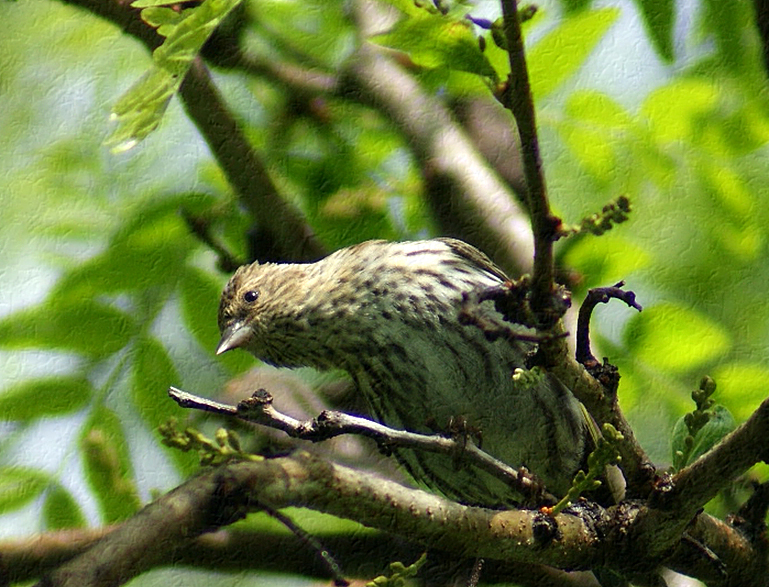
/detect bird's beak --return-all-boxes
[216,321,251,355]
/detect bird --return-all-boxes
[216,238,587,506]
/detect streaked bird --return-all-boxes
[217,238,587,505]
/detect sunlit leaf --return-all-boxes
[132,0,199,7]
[641,78,719,143]
[624,303,731,373]
[563,234,651,289]
[372,14,497,82]
[565,90,632,128]
[711,362,769,421]
[557,123,616,182]
[106,67,177,153]
[527,8,619,101]
[107,0,244,151]
[0,468,49,514]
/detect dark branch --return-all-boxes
[752,0,769,76]
[499,0,559,321]
[576,282,642,366]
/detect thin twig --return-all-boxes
[576,281,642,369]
[168,387,554,503]
[260,504,349,586]
[499,0,558,321]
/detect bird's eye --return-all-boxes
[243,290,259,303]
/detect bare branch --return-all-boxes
[29,452,769,587]
[0,526,601,587]
[576,282,642,369]
[168,387,553,503]
[33,454,610,587]
[499,0,559,320]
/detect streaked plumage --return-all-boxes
[217,238,587,505]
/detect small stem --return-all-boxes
[576,282,642,367]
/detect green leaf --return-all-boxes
[374,0,431,18]
[107,0,244,151]
[711,362,769,422]
[671,405,736,470]
[180,268,254,374]
[563,234,651,288]
[0,300,134,359]
[641,78,719,143]
[81,406,142,523]
[180,268,224,352]
[106,67,177,153]
[52,200,194,300]
[624,303,731,373]
[132,336,199,473]
[697,161,762,260]
[565,90,632,128]
[559,0,594,13]
[131,335,178,430]
[140,7,187,34]
[527,8,620,101]
[131,0,198,8]
[43,484,87,530]
[557,123,616,182]
[632,0,674,62]
[372,14,498,82]
[0,377,92,422]
[0,468,49,514]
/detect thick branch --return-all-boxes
[35,454,607,587]
[612,399,769,583]
[3,526,601,587]
[29,452,769,587]
[179,61,324,261]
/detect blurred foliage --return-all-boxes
[107,0,245,151]
[2,0,769,583]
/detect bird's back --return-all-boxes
[320,240,586,504]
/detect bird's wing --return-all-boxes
[435,237,509,282]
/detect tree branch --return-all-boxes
[168,386,553,504]
[33,454,606,587]
[59,0,324,262]
[655,397,769,515]
[2,525,602,587]
[178,60,325,261]
[499,0,558,320]
[28,451,769,587]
